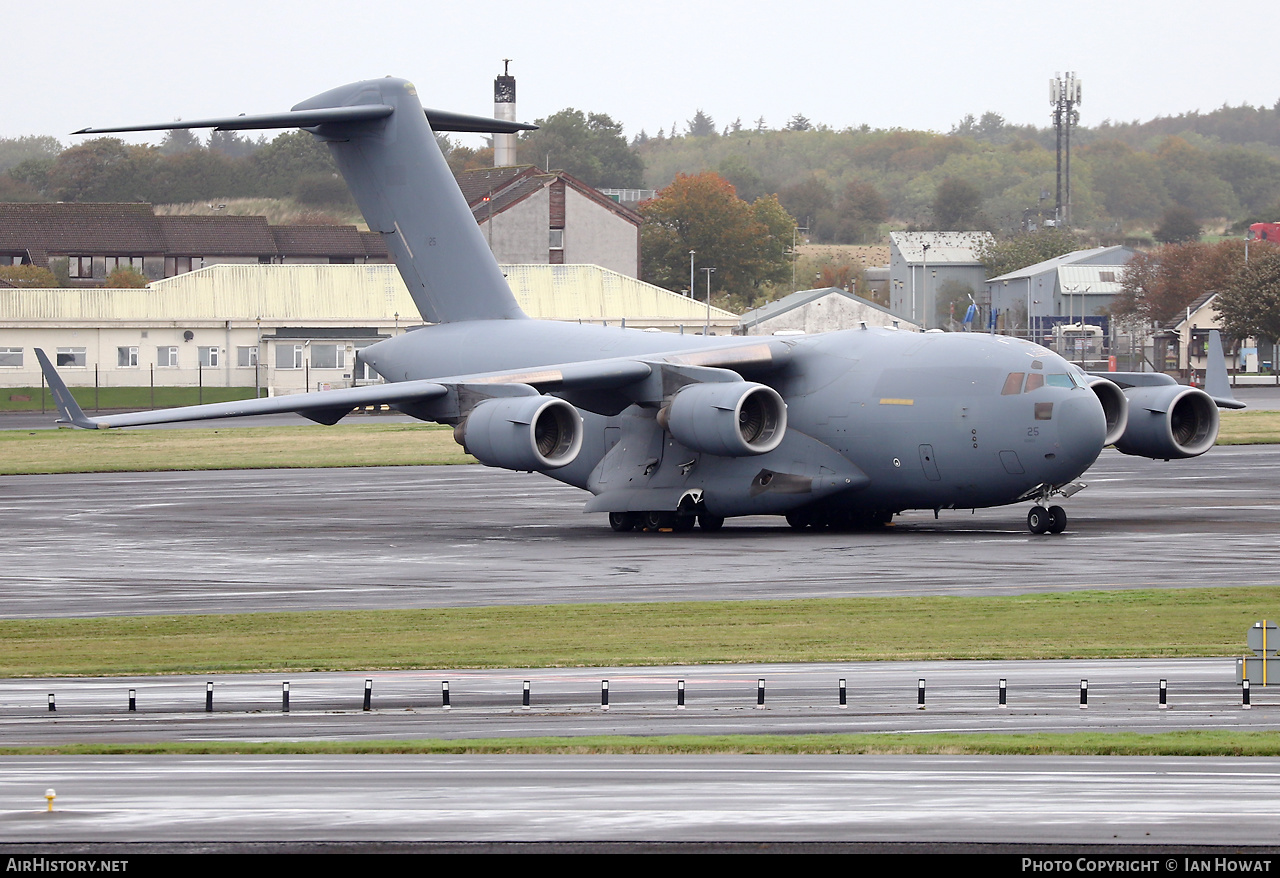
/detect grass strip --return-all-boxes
[0,410,1274,476]
[4,731,1280,757]
[0,386,256,413]
[0,422,473,474]
[1216,409,1280,445]
[2,587,1276,677]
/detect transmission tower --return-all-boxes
[1050,72,1082,227]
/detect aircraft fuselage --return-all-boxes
[361,321,1107,518]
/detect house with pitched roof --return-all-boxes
[456,166,641,277]
[0,203,390,286]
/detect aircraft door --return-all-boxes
[918,444,941,481]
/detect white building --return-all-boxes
[0,263,737,393]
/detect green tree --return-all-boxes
[1214,250,1280,346]
[0,265,58,287]
[519,109,643,188]
[641,172,795,310]
[1114,240,1255,324]
[250,130,339,198]
[778,175,832,232]
[686,110,717,138]
[158,128,203,156]
[820,180,889,244]
[0,135,62,173]
[977,228,1083,278]
[103,266,148,288]
[1153,205,1202,244]
[717,155,766,203]
[933,177,984,229]
[47,138,156,202]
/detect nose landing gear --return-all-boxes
[1027,504,1067,535]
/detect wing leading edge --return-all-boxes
[35,339,791,430]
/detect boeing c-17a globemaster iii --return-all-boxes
[37,77,1243,534]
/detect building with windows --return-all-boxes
[0,263,736,393]
[0,203,391,286]
[456,167,642,277]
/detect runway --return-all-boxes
[0,445,1278,618]
[6,753,1280,847]
[4,445,1280,848]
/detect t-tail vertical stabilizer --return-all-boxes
[73,77,534,325]
[294,78,527,324]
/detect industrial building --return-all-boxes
[737,287,918,336]
[0,263,737,393]
[888,231,993,331]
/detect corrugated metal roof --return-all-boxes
[1057,265,1124,294]
[890,231,993,264]
[501,264,736,321]
[986,246,1130,283]
[0,263,737,324]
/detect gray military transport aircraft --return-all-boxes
[37,77,1244,534]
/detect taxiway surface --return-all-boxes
[1,445,1277,618]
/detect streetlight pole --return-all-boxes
[689,250,696,299]
[919,242,931,330]
[702,267,715,336]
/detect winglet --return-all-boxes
[1205,330,1246,410]
[34,349,104,428]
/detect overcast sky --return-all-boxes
[9,0,1277,147]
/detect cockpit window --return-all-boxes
[1024,373,1045,392]
[1002,372,1025,395]
[1045,374,1073,388]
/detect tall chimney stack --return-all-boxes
[493,59,517,167]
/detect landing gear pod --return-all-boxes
[1114,385,1218,459]
[456,396,583,470]
[1087,377,1129,447]
[658,382,787,457]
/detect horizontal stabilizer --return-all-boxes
[73,104,394,135]
[425,110,537,134]
[73,106,533,136]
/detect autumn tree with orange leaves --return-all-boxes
[640,172,794,311]
[1113,239,1277,325]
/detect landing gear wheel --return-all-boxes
[608,512,637,532]
[698,514,725,532]
[643,510,676,531]
[1047,505,1067,534]
[1027,505,1050,535]
[672,515,696,533]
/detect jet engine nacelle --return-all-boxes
[456,396,583,470]
[1113,385,1219,459]
[658,381,787,457]
[1087,377,1130,447]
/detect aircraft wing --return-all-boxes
[35,339,790,430]
[35,348,449,429]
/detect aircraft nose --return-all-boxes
[1053,392,1107,474]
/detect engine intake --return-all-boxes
[1114,385,1218,459]
[658,381,786,457]
[1087,377,1130,447]
[456,396,583,470]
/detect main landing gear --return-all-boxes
[1026,505,1067,535]
[608,511,724,533]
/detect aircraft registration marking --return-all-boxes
[879,398,915,406]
